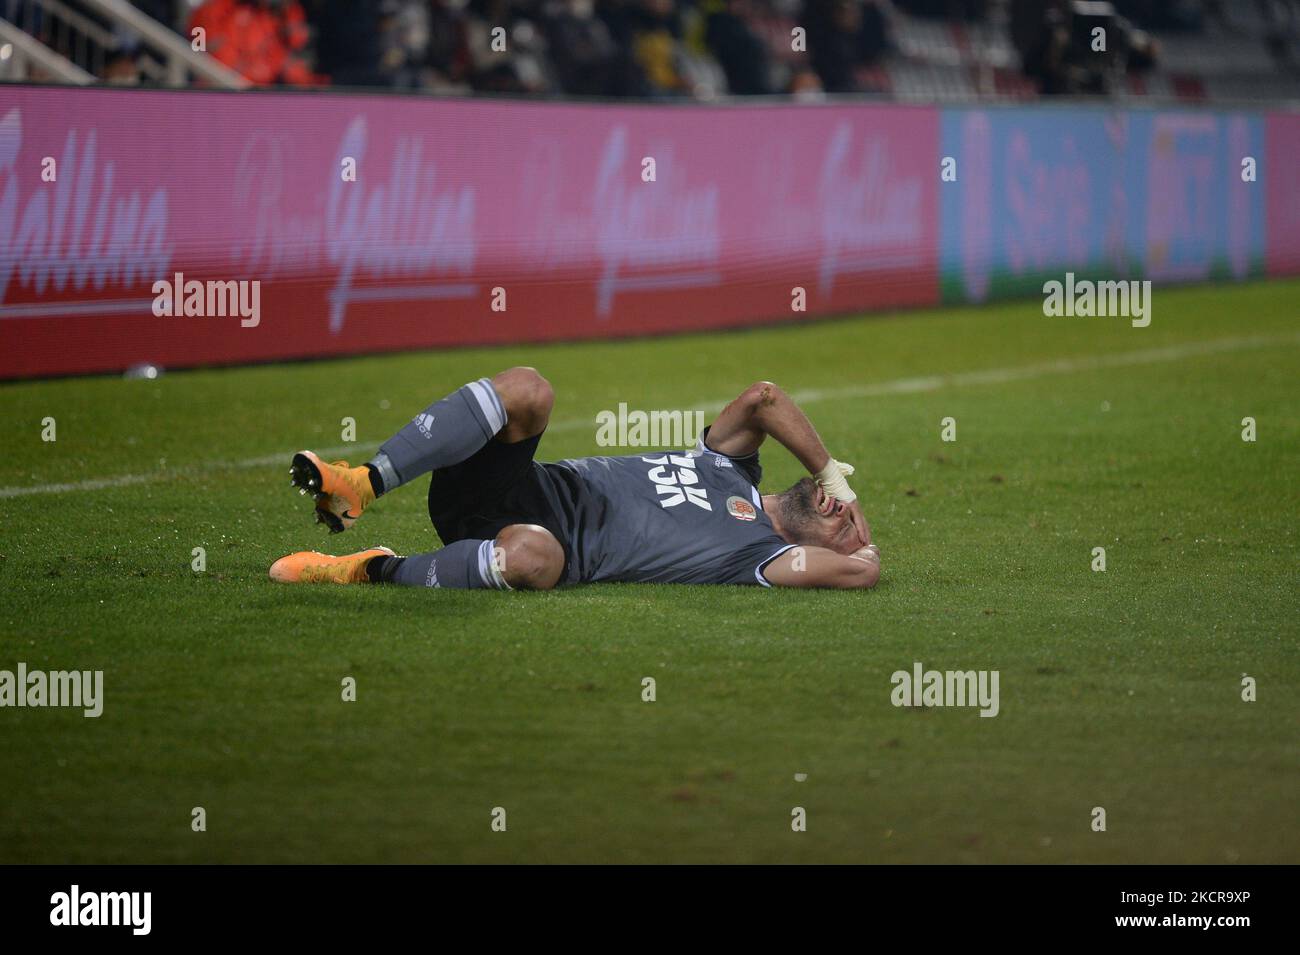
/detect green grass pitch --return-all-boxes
[0,279,1296,864]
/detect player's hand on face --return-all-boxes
[844,500,871,547]
[814,485,869,546]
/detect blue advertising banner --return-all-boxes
[939,107,1266,304]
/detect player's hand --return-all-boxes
[815,484,837,516]
[845,500,871,547]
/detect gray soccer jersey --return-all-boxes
[534,435,795,586]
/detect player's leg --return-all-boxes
[489,366,554,444]
[369,366,553,491]
[269,525,564,590]
[289,367,554,532]
[367,523,565,591]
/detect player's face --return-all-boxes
[811,483,861,554]
[781,478,861,555]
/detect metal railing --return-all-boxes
[1,0,248,88]
[0,14,94,82]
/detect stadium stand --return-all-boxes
[2,0,1298,102]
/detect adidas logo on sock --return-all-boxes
[414,413,436,439]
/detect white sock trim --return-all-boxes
[477,539,513,591]
[467,378,506,435]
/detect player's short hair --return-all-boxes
[775,477,822,546]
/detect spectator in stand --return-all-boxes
[359,0,470,90]
[545,0,621,96]
[102,51,144,84]
[805,0,891,93]
[305,0,384,87]
[860,0,893,63]
[381,0,435,89]
[1010,0,1068,94]
[704,0,773,94]
[789,66,826,100]
[1012,0,1159,96]
[628,0,692,97]
[463,0,559,93]
[188,0,315,85]
[588,0,647,95]
[424,0,473,91]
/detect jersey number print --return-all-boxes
[642,454,712,510]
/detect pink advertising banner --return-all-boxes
[0,87,940,379]
[1266,110,1300,278]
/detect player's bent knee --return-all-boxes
[496,524,564,590]
[492,367,554,436]
[493,367,553,412]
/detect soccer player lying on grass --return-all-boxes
[269,367,880,590]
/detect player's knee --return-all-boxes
[496,524,564,590]
[493,366,553,414]
[492,367,553,433]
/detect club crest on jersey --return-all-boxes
[642,453,711,510]
[726,495,757,521]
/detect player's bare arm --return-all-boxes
[707,380,871,543]
[763,542,881,589]
[705,380,878,589]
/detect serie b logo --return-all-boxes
[726,495,756,521]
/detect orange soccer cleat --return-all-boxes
[268,547,396,585]
[289,450,376,533]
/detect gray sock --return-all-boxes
[389,539,511,590]
[368,378,507,493]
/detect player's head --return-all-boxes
[772,477,863,555]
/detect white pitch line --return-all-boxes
[0,443,377,500]
[2,332,1296,500]
[784,332,1300,406]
